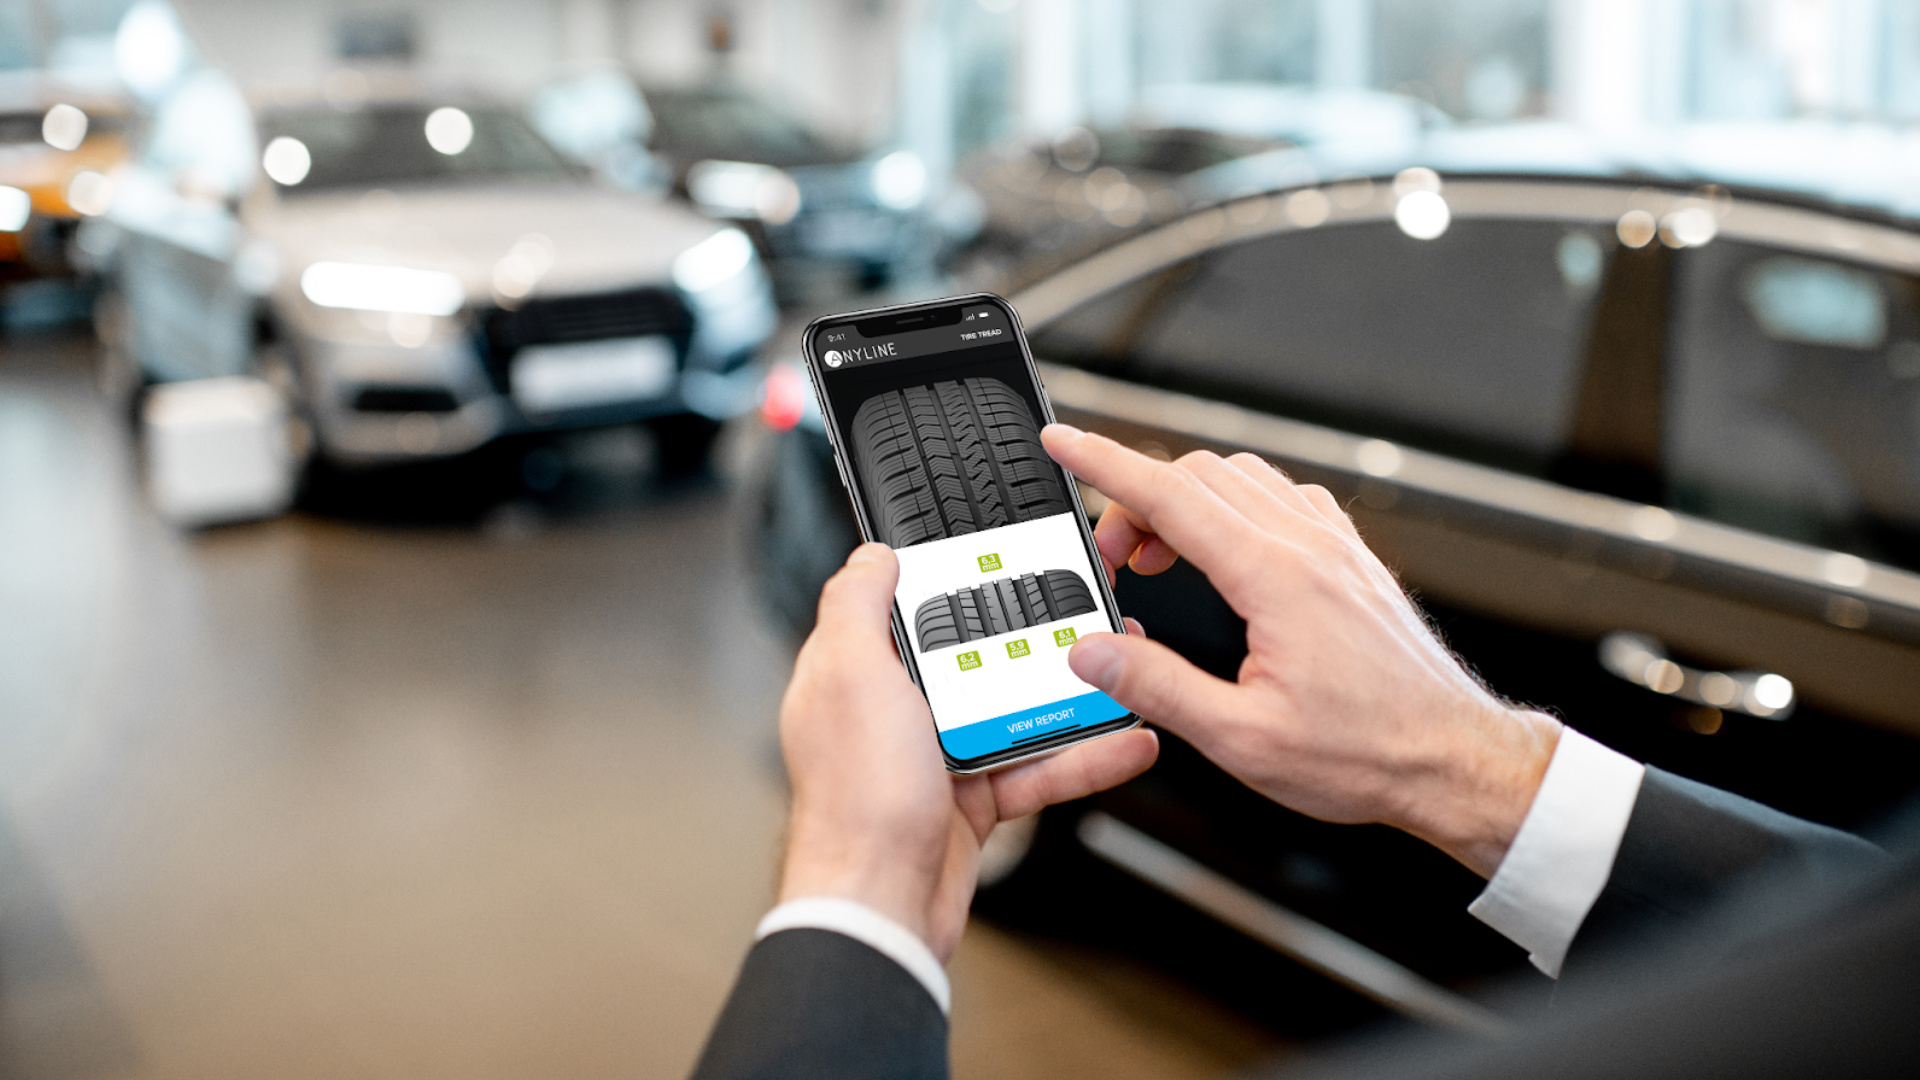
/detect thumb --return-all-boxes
[813,542,899,641]
[1068,631,1242,739]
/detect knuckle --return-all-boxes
[816,568,863,610]
[1249,453,1292,481]
[1147,460,1188,498]
[1141,649,1183,713]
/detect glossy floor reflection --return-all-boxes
[0,336,1277,1080]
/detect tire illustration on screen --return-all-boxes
[814,307,1134,765]
[913,569,1096,652]
[849,377,1069,548]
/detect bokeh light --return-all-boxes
[42,104,87,151]
[65,171,114,216]
[262,137,312,186]
[425,107,475,155]
[1394,190,1449,240]
[1616,209,1658,248]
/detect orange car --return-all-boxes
[0,78,131,276]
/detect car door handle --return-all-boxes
[1597,632,1796,719]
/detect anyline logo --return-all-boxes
[823,342,898,368]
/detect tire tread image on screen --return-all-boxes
[850,377,1069,548]
[915,569,1096,652]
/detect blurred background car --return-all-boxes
[957,123,1284,289]
[650,82,949,296]
[753,143,1920,1025]
[956,86,1449,290]
[534,66,980,303]
[89,67,776,523]
[0,75,130,280]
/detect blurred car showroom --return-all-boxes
[3,0,1920,1076]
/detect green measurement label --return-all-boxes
[1006,639,1031,659]
[1053,627,1077,647]
[977,553,1002,572]
[956,651,982,671]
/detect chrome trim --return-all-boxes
[1015,178,1920,327]
[1031,362,1920,638]
[1077,812,1512,1037]
[1597,632,1796,720]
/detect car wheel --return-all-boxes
[849,376,1068,548]
[751,427,859,637]
[648,412,723,479]
[913,569,1096,652]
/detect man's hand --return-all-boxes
[777,543,1158,961]
[1044,424,1560,878]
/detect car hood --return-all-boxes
[252,181,724,302]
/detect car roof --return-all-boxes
[1188,120,1920,227]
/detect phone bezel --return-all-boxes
[800,292,1141,774]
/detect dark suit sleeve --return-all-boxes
[689,928,948,1080]
[1566,765,1883,969]
[1250,849,1920,1080]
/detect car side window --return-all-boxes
[1666,241,1920,570]
[1031,218,1608,471]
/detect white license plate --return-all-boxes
[512,336,675,414]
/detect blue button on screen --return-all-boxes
[939,691,1131,760]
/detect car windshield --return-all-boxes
[258,104,574,191]
[645,88,830,166]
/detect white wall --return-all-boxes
[174,0,562,88]
[171,0,904,144]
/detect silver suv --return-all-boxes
[91,70,776,489]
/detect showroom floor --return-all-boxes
[0,335,1280,1080]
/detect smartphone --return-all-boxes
[801,293,1141,773]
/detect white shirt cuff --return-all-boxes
[755,898,951,1015]
[1467,727,1645,978]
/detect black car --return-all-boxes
[957,124,1284,291]
[643,83,968,297]
[752,151,1920,1033]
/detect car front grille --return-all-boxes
[351,386,460,413]
[477,286,694,396]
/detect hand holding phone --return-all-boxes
[777,540,1158,959]
[803,294,1141,772]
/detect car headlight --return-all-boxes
[299,261,465,316]
[871,150,926,210]
[673,228,755,293]
[687,160,801,225]
[0,185,29,232]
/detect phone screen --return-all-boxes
[806,295,1136,769]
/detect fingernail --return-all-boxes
[1043,423,1083,439]
[1069,636,1123,691]
[847,542,890,565]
